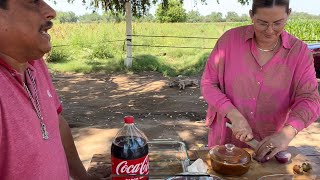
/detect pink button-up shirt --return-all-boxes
[201,25,320,148]
[0,59,69,179]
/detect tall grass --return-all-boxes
[47,20,319,76]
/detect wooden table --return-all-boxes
[87,146,320,179]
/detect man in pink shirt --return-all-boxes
[201,0,320,162]
[0,0,96,179]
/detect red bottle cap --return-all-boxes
[124,116,134,124]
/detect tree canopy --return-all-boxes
[60,0,250,16]
[155,0,187,23]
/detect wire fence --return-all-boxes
[52,34,320,50]
[129,34,220,40]
[52,40,124,48]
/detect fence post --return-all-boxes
[125,0,133,68]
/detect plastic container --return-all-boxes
[148,139,190,178]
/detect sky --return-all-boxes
[45,0,320,17]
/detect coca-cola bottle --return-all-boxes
[111,116,149,180]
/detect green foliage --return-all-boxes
[56,11,78,23]
[186,10,202,23]
[79,12,104,23]
[132,55,163,72]
[204,12,224,22]
[286,19,320,42]
[133,14,156,23]
[103,12,126,23]
[225,12,239,22]
[155,0,187,23]
[290,12,320,20]
[46,47,70,63]
[47,20,319,76]
[90,43,115,59]
[225,12,249,22]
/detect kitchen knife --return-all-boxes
[225,122,292,163]
[225,122,258,149]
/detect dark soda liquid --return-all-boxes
[111,136,148,160]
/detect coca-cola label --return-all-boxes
[111,155,149,180]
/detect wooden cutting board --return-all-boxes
[189,146,320,180]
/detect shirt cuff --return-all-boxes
[286,117,305,132]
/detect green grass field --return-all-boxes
[47,20,320,76]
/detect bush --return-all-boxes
[46,48,70,63]
[90,44,115,59]
[132,55,161,71]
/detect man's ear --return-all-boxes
[249,10,254,22]
[288,8,292,16]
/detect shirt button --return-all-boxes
[260,67,263,71]
[250,112,254,115]
[257,82,261,85]
[253,97,256,100]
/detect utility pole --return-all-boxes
[125,0,133,68]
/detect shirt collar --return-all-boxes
[245,25,292,50]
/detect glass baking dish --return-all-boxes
[148,139,190,179]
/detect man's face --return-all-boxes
[0,0,56,61]
[250,6,289,44]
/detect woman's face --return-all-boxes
[250,6,289,44]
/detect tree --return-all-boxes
[101,12,126,22]
[57,0,250,17]
[204,12,224,22]
[290,12,320,20]
[239,14,250,22]
[225,11,240,22]
[133,13,155,22]
[78,13,103,23]
[155,0,187,23]
[56,11,78,23]
[186,10,202,23]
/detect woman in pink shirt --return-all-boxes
[201,0,320,162]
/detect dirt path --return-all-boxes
[52,72,320,169]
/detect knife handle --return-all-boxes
[225,122,258,149]
[226,122,232,129]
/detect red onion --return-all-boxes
[254,151,291,164]
[275,151,292,164]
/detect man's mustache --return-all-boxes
[40,21,53,31]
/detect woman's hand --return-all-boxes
[226,109,253,142]
[254,126,297,162]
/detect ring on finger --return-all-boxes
[266,143,274,149]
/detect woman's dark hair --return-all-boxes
[0,0,7,9]
[252,0,290,15]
